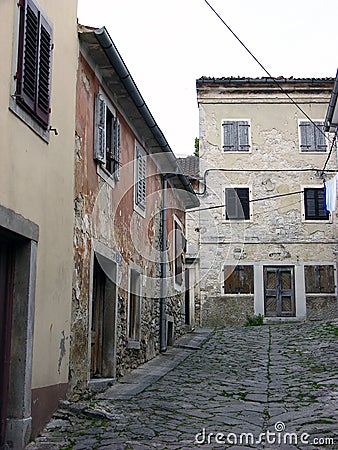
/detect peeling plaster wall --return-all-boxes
[70,54,187,396]
[197,80,338,325]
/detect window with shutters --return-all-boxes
[299,120,327,152]
[303,188,329,221]
[223,265,254,294]
[224,187,250,220]
[305,265,336,294]
[15,0,53,129]
[222,120,251,152]
[94,92,121,183]
[134,142,147,217]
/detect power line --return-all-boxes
[202,0,335,149]
[322,128,338,174]
[190,190,305,213]
[194,167,335,196]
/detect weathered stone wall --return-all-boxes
[306,296,338,321]
[197,79,337,326]
[202,296,254,326]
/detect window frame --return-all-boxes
[222,264,255,295]
[223,186,251,221]
[302,186,330,222]
[94,91,121,187]
[222,119,251,153]
[134,141,147,218]
[304,264,336,295]
[298,120,327,153]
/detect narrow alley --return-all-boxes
[27,320,338,449]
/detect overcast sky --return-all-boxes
[77,0,338,157]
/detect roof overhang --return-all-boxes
[78,25,199,209]
[324,69,338,132]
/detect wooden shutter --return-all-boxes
[94,93,106,163]
[17,0,52,128]
[223,121,236,151]
[114,118,121,180]
[299,121,312,151]
[313,121,327,151]
[136,145,146,210]
[36,13,52,126]
[238,121,250,151]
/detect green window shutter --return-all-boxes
[94,93,106,163]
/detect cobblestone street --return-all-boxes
[27,320,338,450]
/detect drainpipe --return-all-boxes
[160,176,168,352]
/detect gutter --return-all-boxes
[93,27,198,207]
[324,69,338,132]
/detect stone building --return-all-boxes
[70,25,198,397]
[0,0,78,446]
[196,77,338,326]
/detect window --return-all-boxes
[299,121,326,152]
[225,187,250,220]
[304,188,329,221]
[305,265,335,294]
[16,0,53,128]
[222,120,250,152]
[134,142,146,216]
[174,219,185,287]
[128,269,141,343]
[94,93,121,180]
[224,265,254,294]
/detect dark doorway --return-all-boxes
[0,237,15,446]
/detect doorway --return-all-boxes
[91,253,117,378]
[264,266,295,317]
[0,238,15,447]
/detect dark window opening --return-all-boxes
[304,188,329,220]
[225,187,250,220]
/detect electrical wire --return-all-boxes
[194,167,336,196]
[322,128,338,174]
[190,190,305,213]
[202,0,335,148]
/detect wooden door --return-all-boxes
[264,266,295,317]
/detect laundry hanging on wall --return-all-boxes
[324,174,337,212]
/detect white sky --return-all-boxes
[77,0,338,157]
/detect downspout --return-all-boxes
[160,176,168,352]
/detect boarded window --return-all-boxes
[305,265,335,294]
[16,0,53,128]
[299,121,326,152]
[304,188,329,220]
[224,265,254,294]
[222,120,250,152]
[225,187,250,220]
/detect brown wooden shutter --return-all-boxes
[36,13,52,126]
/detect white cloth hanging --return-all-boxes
[325,174,337,212]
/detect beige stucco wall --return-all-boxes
[0,1,78,388]
[197,82,338,324]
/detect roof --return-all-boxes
[324,69,338,132]
[177,156,201,180]
[78,25,199,208]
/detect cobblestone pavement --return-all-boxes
[27,320,338,450]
